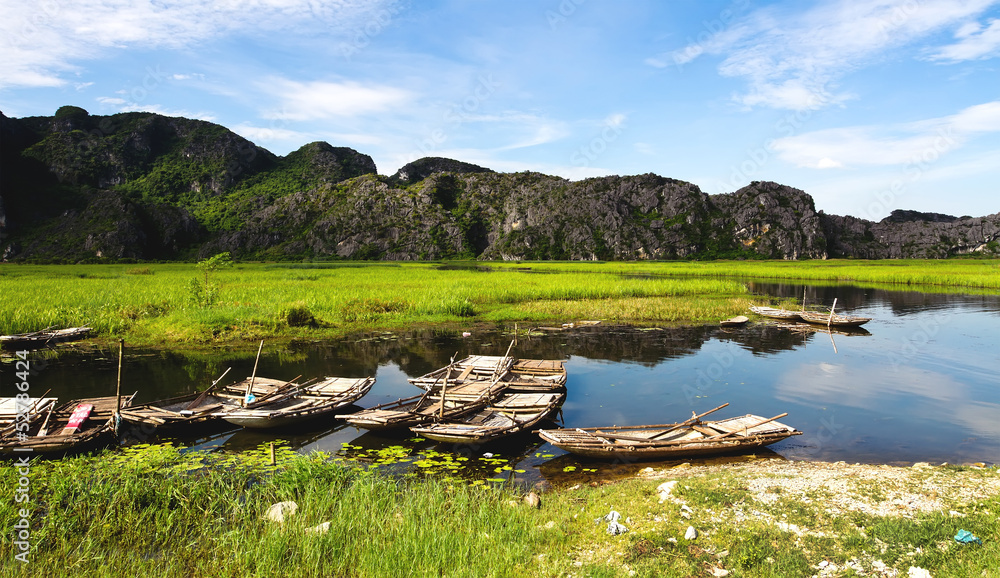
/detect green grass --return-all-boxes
[3,446,1000,577]
[0,259,996,347]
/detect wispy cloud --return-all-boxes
[772,100,1000,168]
[650,0,999,110]
[259,78,413,120]
[0,0,399,89]
[929,17,1000,61]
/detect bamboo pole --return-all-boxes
[827,298,838,327]
[245,340,264,406]
[113,339,124,435]
[439,357,452,419]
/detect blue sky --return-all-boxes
[2,0,999,220]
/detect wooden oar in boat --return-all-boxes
[699,413,789,442]
[245,340,264,406]
[36,402,56,436]
[242,376,308,409]
[19,388,53,419]
[183,367,233,411]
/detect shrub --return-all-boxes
[285,302,316,327]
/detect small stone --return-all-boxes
[907,567,932,578]
[716,550,729,559]
[656,480,679,502]
[305,521,331,535]
[912,462,932,469]
[667,537,678,544]
[818,561,830,568]
[265,501,298,524]
[684,526,697,540]
[524,492,541,509]
[640,467,655,475]
[711,568,730,577]
[543,521,556,530]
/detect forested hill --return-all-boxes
[2,106,998,262]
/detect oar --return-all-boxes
[243,376,308,408]
[184,367,233,410]
[36,402,56,437]
[245,340,264,406]
[19,388,53,419]
[649,403,731,440]
[702,413,789,442]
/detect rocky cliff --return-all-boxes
[1,107,997,262]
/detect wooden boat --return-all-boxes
[117,370,286,433]
[214,376,376,429]
[720,315,749,327]
[410,391,566,444]
[0,396,57,427]
[0,326,92,350]
[502,359,567,392]
[410,356,567,392]
[537,404,801,460]
[339,377,507,430]
[749,306,802,321]
[0,394,136,456]
[798,310,872,327]
[408,355,515,390]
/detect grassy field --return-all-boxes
[0,259,996,347]
[2,444,998,577]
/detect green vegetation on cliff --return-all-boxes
[4,107,998,263]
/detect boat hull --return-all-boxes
[538,414,801,461]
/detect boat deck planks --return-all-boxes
[409,391,566,443]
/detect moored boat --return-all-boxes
[339,377,506,430]
[410,391,566,444]
[749,306,802,321]
[537,404,800,460]
[408,355,515,390]
[798,310,872,327]
[0,326,92,350]
[720,315,749,327]
[215,376,376,429]
[118,369,275,433]
[0,394,137,456]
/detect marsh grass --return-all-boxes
[0,259,996,346]
[0,444,547,577]
[3,446,1000,577]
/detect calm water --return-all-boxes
[4,281,999,486]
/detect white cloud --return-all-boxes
[232,123,314,144]
[771,99,1000,168]
[259,78,413,120]
[930,17,1000,61]
[0,0,399,90]
[651,0,999,110]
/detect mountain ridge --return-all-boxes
[2,107,998,262]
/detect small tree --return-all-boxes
[189,252,233,306]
